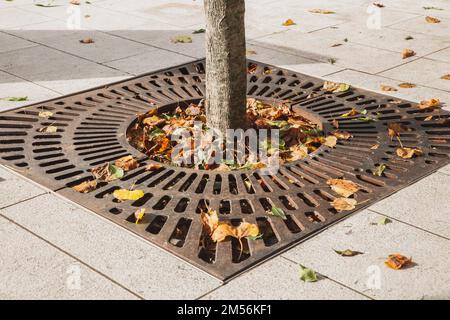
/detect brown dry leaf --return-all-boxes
[425,16,440,23]
[396,147,422,159]
[370,143,380,150]
[282,19,296,26]
[324,135,337,148]
[402,48,415,59]
[424,115,433,121]
[441,74,450,80]
[79,38,94,44]
[398,82,416,88]
[134,208,146,224]
[38,111,53,118]
[385,254,412,270]
[334,249,364,257]
[381,84,397,92]
[72,180,97,193]
[327,178,359,198]
[91,163,123,181]
[372,2,384,8]
[331,119,339,129]
[309,9,335,14]
[331,198,357,212]
[418,98,441,110]
[39,125,57,133]
[70,0,80,5]
[143,115,164,127]
[115,155,139,171]
[332,130,352,140]
[288,144,309,161]
[387,122,408,139]
[323,81,350,93]
[340,108,359,117]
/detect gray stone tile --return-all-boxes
[439,164,450,176]
[0,166,46,209]
[202,257,367,300]
[0,216,138,300]
[426,46,450,63]
[283,210,450,300]
[324,69,450,107]
[379,58,450,92]
[369,173,450,238]
[0,32,37,54]
[254,32,413,74]
[389,15,450,38]
[1,193,222,299]
[0,7,52,29]
[0,71,60,112]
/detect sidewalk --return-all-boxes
[0,0,449,299]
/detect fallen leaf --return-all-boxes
[331,43,342,47]
[134,208,145,224]
[373,2,384,8]
[309,9,335,14]
[0,96,28,101]
[327,178,359,197]
[323,81,350,93]
[402,48,415,59]
[38,111,53,118]
[70,0,80,5]
[91,163,124,181]
[388,122,408,139]
[299,265,318,282]
[331,198,357,212]
[381,84,397,92]
[418,98,441,110]
[341,108,359,117]
[331,119,339,128]
[267,207,287,220]
[72,180,97,193]
[334,249,364,257]
[145,163,162,171]
[114,155,138,171]
[425,16,440,23]
[192,28,205,34]
[370,143,380,150]
[424,115,433,121]
[324,135,337,148]
[246,49,257,55]
[385,254,412,270]
[79,38,94,44]
[38,125,57,133]
[372,163,386,176]
[441,74,450,80]
[113,189,145,201]
[423,6,444,10]
[404,35,414,40]
[398,82,416,88]
[172,35,192,43]
[378,217,392,225]
[332,130,352,140]
[282,19,296,26]
[396,147,422,159]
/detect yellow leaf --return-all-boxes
[38,111,53,118]
[331,198,357,212]
[327,178,359,198]
[211,224,235,242]
[309,9,335,14]
[134,208,145,224]
[39,125,57,133]
[113,189,145,201]
[370,143,380,150]
[72,180,97,193]
[418,98,441,110]
[396,147,422,159]
[324,135,337,148]
[282,19,296,26]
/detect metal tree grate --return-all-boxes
[0,60,449,280]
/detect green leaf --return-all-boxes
[192,28,206,34]
[372,164,386,176]
[268,207,287,220]
[109,164,124,180]
[355,116,376,122]
[1,96,28,101]
[172,35,192,43]
[360,109,368,115]
[423,6,444,10]
[378,217,392,225]
[246,234,263,241]
[333,249,364,257]
[148,128,165,138]
[299,265,318,282]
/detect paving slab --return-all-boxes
[254,32,414,74]
[201,257,368,300]
[425,46,450,63]
[369,173,450,238]
[0,166,46,209]
[282,210,450,300]
[378,58,450,92]
[0,45,129,94]
[439,163,450,176]
[0,7,53,29]
[103,48,196,76]
[323,69,450,109]
[0,70,60,112]
[0,193,222,299]
[389,15,450,38]
[308,22,450,57]
[0,216,138,300]
[0,31,37,54]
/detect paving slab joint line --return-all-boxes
[0,212,145,300]
[367,208,450,241]
[279,256,375,300]
[0,192,47,211]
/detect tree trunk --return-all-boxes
[204,0,247,136]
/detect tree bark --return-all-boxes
[204,0,247,136]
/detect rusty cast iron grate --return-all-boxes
[0,60,449,280]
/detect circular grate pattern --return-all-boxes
[0,60,449,280]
